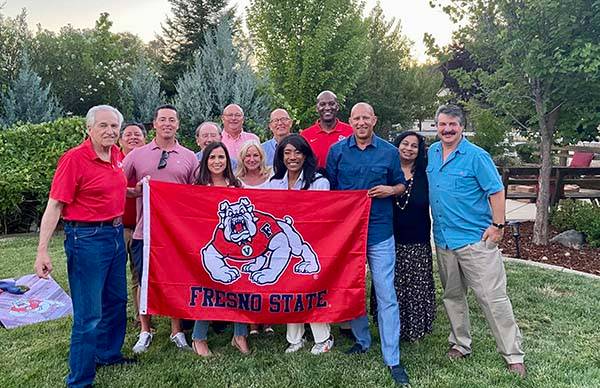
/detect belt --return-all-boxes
[64,217,123,228]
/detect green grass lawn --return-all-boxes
[1,234,599,388]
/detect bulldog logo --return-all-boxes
[201,197,320,285]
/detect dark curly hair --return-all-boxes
[271,134,328,190]
[393,131,427,177]
[194,142,241,187]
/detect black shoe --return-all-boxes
[345,343,368,355]
[389,364,410,386]
[96,357,137,369]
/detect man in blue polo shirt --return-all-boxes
[427,104,525,378]
[327,102,409,386]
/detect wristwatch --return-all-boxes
[492,222,505,229]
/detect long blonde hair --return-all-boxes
[235,140,271,179]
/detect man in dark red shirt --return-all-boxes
[34,105,134,388]
[301,90,353,168]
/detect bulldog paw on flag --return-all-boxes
[139,180,371,324]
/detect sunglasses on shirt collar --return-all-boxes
[157,150,170,169]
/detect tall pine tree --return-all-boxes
[160,0,231,95]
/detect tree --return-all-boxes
[247,0,368,127]
[119,58,164,123]
[345,2,414,137]
[0,9,31,90]
[403,65,443,131]
[173,17,270,139]
[160,0,231,95]
[1,53,62,127]
[431,0,600,245]
[30,13,152,115]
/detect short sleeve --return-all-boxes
[123,148,137,182]
[474,151,503,195]
[187,153,200,184]
[310,175,330,191]
[49,151,79,204]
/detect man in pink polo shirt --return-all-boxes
[220,103,259,162]
[301,90,353,168]
[123,104,199,354]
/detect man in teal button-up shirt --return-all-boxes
[427,104,526,378]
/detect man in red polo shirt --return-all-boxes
[34,105,133,388]
[301,90,353,168]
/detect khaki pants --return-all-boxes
[286,323,330,345]
[436,240,524,364]
[123,227,140,320]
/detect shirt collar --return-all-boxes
[150,139,180,153]
[83,138,120,162]
[282,170,305,188]
[348,134,377,149]
[223,130,245,141]
[316,118,343,134]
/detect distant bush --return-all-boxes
[0,118,86,233]
[550,200,600,247]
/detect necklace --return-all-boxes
[395,178,414,210]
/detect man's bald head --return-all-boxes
[316,90,337,102]
[350,102,375,116]
[316,90,339,124]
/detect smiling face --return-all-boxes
[120,125,146,154]
[436,113,463,148]
[88,109,120,149]
[316,92,339,123]
[153,108,179,141]
[268,109,292,141]
[222,105,244,136]
[349,103,377,142]
[398,135,420,163]
[243,145,262,172]
[283,143,306,174]
[207,145,227,177]
[196,123,221,150]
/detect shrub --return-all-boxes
[515,143,540,164]
[0,117,87,233]
[550,200,600,247]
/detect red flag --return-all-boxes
[140,180,370,324]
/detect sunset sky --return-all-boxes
[3,0,455,62]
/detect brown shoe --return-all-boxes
[507,363,526,378]
[447,348,467,360]
[231,336,251,355]
[191,340,213,358]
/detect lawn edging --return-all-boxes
[504,256,600,280]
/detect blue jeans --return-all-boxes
[192,321,248,340]
[63,224,127,388]
[351,235,401,366]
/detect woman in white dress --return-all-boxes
[267,134,333,354]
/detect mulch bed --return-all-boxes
[499,221,600,276]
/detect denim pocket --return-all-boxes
[74,226,99,240]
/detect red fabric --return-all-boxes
[50,138,126,221]
[569,152,594,168]
[301,119,353,168]
[144,181,370,323]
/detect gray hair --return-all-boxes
[195,121,222,137]
[435,104,465,127]
[86,105,124,128]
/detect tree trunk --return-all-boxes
[532,84,560,245]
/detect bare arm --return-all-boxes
[482,190,505,243]
[34,199,64,278]
[367,183,406,198]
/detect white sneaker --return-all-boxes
[311,336,334,355]
[132,331,153,354]
[170,332,192,351]
[285,338,307,353]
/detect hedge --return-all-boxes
[0,118,87,233]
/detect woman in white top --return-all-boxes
[235,140,272,188]
[267,134,333,354]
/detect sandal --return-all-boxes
[191,340,212,357]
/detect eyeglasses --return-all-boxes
[223,113,243,119]
[157,150,170,169]
[269,117,291,124]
